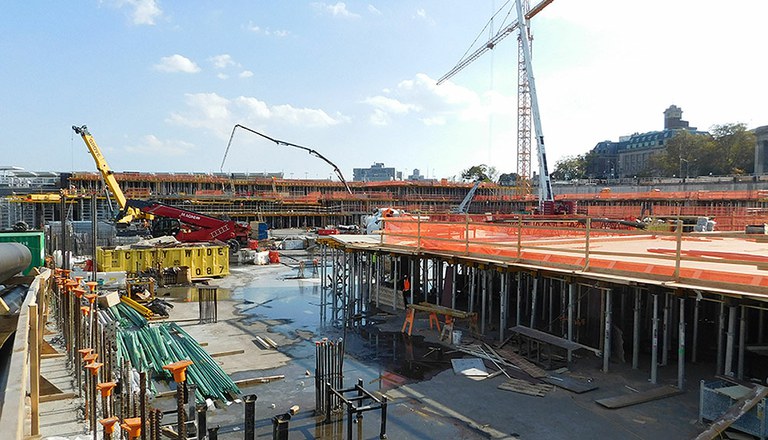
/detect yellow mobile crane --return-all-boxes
[72,125,147,223]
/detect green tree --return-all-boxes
[461,164,497,182]
[711,123,755,174]
[646,131,714,177]
[497,172,519,186]
[551,155,587,180]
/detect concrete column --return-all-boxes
[725,305,737,376]
[603,289,612,373]
[632,288,640,370]
[651,294,659,384]
[677,297,685,389]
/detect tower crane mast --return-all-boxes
[437,0,555,208]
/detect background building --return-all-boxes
[587,105,708,178]
[353,163,401,182]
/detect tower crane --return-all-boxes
[437,0,555,211]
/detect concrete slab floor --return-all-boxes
[36,261,717,439]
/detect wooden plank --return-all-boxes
[544,374,598,394]
[510,325,582,351]
[595,385,683,409]
[695,385,768,440]
[498,378,554,397]
[39,392,77,403]
[234,375,286,387]
[209,349,245,358]
[494,346,547,379]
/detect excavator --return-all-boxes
[73,125,251,253]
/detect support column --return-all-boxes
[500,272,508,342]
[603,289,612,373]
[662,294,670,366]
[738,305,746,380]
[481,270,487,335]
[651,294,659,384]
[692,298,700,363]
[516,273,522,327]
[567,282,575,363]
[716,301,725,375]
[393,256,398,310]
[409,258,415,305]
[451,263,457,310]
[469,266,475,313]
[632,288,640,370]
[724,305,737,376]
[547,278,554,332]
[677,297,685,389]
[530,275,538,329]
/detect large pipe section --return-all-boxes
[0,242,32,283]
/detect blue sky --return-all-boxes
[2,1,766,181]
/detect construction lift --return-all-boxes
[73,125,251,253]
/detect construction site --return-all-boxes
[2,1,768,440]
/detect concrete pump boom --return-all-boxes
[221,124,353,195]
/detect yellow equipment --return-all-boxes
[72,125,149,223]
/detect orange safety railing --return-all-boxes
[379,217,768,297]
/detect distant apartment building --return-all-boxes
[587,105,708,178]
[353,163,401,182]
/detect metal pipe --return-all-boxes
[603,289,612,373]
[662,294,670,366]
[567,282,575,362]
[530,275,538,328]
[0,242,32,284]
[717,301,725,375]
[651,294,659,384]
[632,288,640,369]
[738,305,746,380]
[677,297,685,389]
[692,298,700,363]
[196,404,207,440]
[725,305,736,376]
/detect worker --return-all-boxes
[402,275,411,307]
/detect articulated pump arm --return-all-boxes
[72,125,146,223]
[221,124,353,195]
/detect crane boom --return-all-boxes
[221,124,353,195]
[436,0,553,86]
[72,125,146,222]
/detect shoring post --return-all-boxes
[208,426,219,440]
[567,282,575,362]
[738,305,746,380]
[632,288,640,369]
[516,216,522,260]
[692,297,700,363]
[416,214,421,253]
[162,360,193,439]
[465,213,470,255]
[380,395,388,439]
[725,305,737,376]
[602,289,612,373]
[674,220,683,280]
[677,296,685,389]
[651,294,659,384]
[584,218,591,270]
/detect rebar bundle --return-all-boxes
[314,337,345,416]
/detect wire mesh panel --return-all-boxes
[198,287,218,324]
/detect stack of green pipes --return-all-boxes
[103,303,241,403]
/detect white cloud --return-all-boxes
[363,73,501,126]
[210,54,236,69]
[368,4,381,15]
[217,73,229,80]
[153,54,200,73]
[113,0,162,25]
[312,2,360,18]
[246,21,290,37]
[239,70,254,78]
[124,135,194,155]
[167,92,347,136]
[413,8,434,25]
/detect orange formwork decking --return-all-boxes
[330,217,768,299]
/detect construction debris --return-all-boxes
[498,378,554,397]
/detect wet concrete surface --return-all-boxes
[160,263,707,440]
[37,260,709,439]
